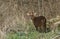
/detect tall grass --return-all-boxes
[6,23,60,39]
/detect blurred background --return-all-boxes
[0,0,60,39]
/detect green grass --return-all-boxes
[6,30,60,39]
[6,22,60,39]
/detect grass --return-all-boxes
[6,30,60,39]
[6,29,60,39]
[6,22,60,39]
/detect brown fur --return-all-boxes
[27,11,46,32]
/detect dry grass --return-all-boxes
[0,0,60,39]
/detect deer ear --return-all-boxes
[27,13,30,16]
[34,13,37,16]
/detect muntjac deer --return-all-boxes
[27,11,47,33]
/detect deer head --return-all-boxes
[27,11,37,20]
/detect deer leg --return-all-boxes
[43,24,46,32]
[35,26,38,31]
[40,25,46,33]
[36,27,38,31]
[44,26,46,33]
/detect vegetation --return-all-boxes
[0,0,60,39]
[6,25,60,39]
